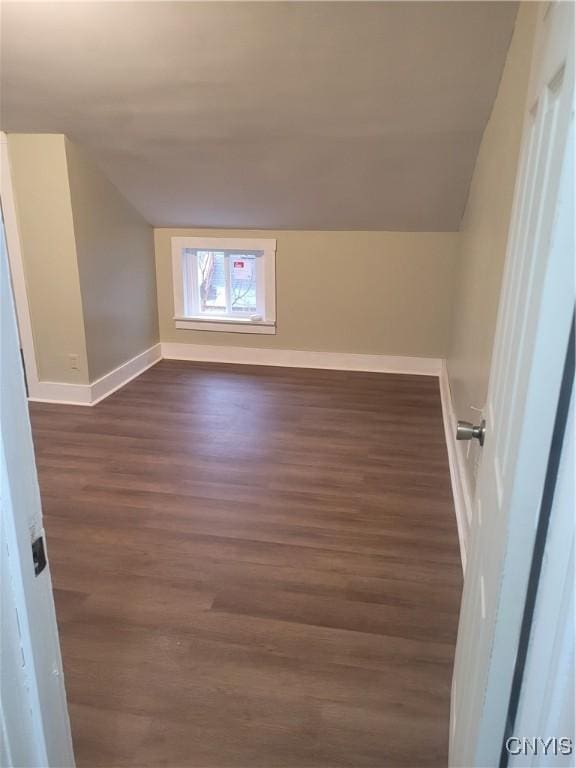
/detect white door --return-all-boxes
[0,165,74,762]
[508,389,574,768]
[450,3,574,766]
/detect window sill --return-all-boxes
[174,317,276,335]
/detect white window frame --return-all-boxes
[171,236,277,334]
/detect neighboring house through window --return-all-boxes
[171,236,277,334]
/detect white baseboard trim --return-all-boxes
[160,342,442,376]
[28,344,162,407]
[27,343,438,406]
[28,381,93,406]
[439,360,472,572]
[89,343,162,405]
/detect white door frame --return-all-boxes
[508,380,574,767]
[0,140,75,766]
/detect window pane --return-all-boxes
[197,251,226,314]
[230,254,257,315]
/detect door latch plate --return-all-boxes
[32,536,47,576]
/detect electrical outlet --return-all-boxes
[68,354,79,371]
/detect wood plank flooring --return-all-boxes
[30,360,462,768]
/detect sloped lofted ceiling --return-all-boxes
[1,1,518,231]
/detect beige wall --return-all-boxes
[155,228,459,358]
[8,134,89,384]
[8,133,159,385]
[65,139,159,381]
[11,135,457,386]
[447,3,539,490]
[8,3,536,400]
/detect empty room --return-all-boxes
[1,2,574,768]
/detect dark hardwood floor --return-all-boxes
[30,360,462,768]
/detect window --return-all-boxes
[171,237,276,334]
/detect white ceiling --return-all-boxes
[1,1,518,231]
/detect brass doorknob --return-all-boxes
[456,419,486,446]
